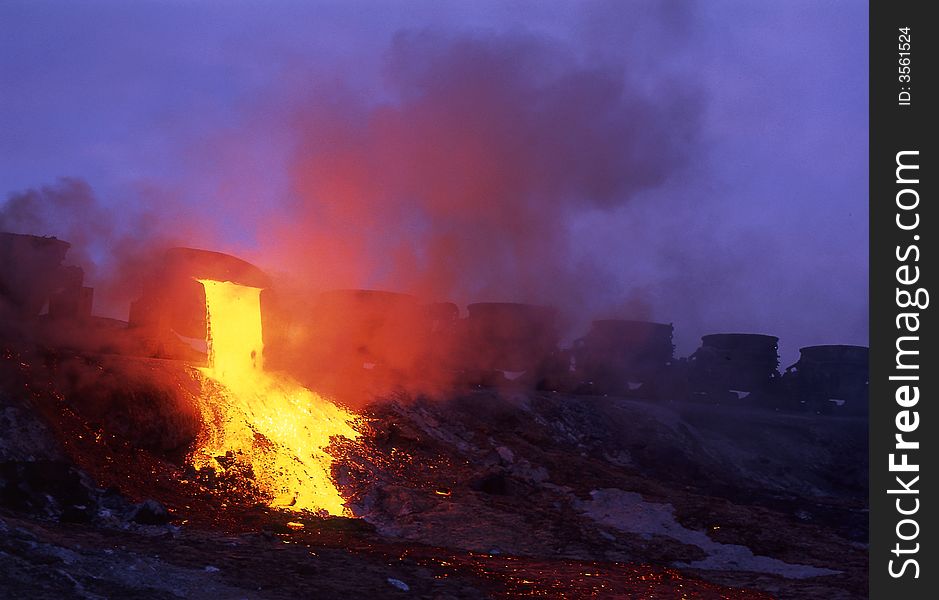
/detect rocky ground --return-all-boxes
[337,391,868,599]
[1,348,867,599]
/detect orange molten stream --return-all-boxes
[189,279,358,515]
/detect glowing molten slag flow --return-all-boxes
[190,279,358,515]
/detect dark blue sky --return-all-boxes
[0,0,868,363]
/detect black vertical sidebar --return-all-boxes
[870,0,936,598]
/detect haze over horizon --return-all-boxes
[0,0,868,365]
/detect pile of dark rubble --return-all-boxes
[0,460,170,528]
[1,357,868,598]
[1,389,171,530]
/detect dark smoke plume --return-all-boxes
[262,31,704,331]
[1,27,705,401]
[0,178,180,319]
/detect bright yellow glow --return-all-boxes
[190,279,358,515]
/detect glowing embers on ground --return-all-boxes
[189,279,358,515]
